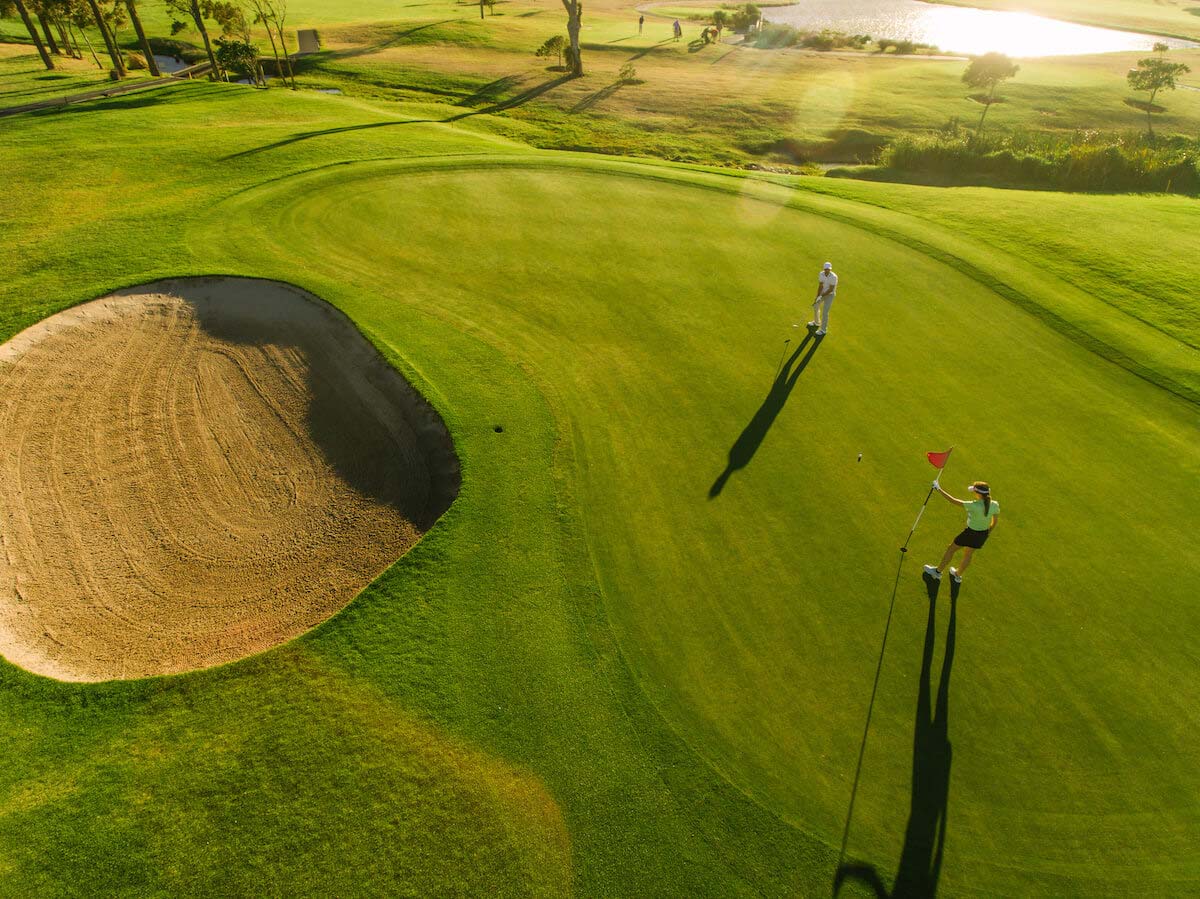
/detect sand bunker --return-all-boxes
[0,277,459,681]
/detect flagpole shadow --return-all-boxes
[834,573,958,898]
[709,331,822,498]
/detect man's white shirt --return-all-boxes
[819,270,838,296]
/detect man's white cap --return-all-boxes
[823,262,833,270]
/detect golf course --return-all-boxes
[1,0,1198,895]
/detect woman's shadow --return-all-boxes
[709,331,822,498]
[834,574,958,897]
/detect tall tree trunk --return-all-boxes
[124,1,160,76]
[261,19,282,86]
[190,0,223,80]
[86,0,126,77]
[561,0,582,76]
[13,0,54,70]
[77,23,104,68]
[273,16,296,89]
[37,12,61,54]
[478,0,484,19]
[54,17,79,58]
[976,82,995,132]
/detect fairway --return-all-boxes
[1,59,1198,897]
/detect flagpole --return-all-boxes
[901,446,953,553]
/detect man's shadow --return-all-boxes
[709,331,822,498]
[834,574,959,898]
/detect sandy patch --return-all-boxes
[0,277,459,681]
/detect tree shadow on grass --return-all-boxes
[571,80,623,113]
[709,330,822,498]
[222,74,572,159]
[626,38,676,61]
[834,574,958,898]
[1124,97,1166,114]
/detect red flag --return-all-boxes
[926,449,952,470]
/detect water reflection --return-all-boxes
[763,0,1196,57]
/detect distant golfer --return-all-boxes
[639,14,644,33]
[673,19,682,40]
[924,482,998,584]
[808,261,837,336]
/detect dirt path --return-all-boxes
[0,277,458,681]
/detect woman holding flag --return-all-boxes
[924,482,999,583]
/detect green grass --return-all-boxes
[7,0,1200,168]
[0,50,152,103]
[2,79,1198,897]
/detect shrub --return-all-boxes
[876,130,1200,194]
[753,23,800,49]
[730,2,760,33]
[126,51,147,71]
[751,26,872,51]
[618,61,639,83]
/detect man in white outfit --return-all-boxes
[808,261,837,336]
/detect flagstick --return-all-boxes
[901,447,953,553]
[900,483,937,553]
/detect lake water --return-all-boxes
[762,0,1197,57]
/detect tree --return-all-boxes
[125,1,161,75]
[962,52,1019,132]
[40,0,86,61]
[215,36,259,83]
[247,0,295,88]
[1,0,55,69]
[85,0,126,77]
[1127,51,1190,136]
[560,0,581,76]
[165,0,222,80]
[535,34,565,68]
[31,3,61,55]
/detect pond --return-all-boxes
[153,55,189,74]
[762,0,1197,57]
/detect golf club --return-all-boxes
[775,338,790,377]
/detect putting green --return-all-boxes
[187,156,1200,893]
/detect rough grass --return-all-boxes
[1,83,1198,896]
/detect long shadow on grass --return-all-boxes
[834,573,959,898]
[708,330,821,498]
[223,75,572,160]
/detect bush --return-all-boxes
[730,3,760,33]
[618,61,639,83]
[751,25,872,51]
[126,51,147,71]
[753,23,800,49]
[876,130,1200,194]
